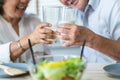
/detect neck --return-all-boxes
[74,0,89,10]
[2,14,21,25]
[2,14,21,35]
[82,0,89,10]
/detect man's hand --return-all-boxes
[57,23,96,47]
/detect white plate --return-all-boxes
[103,63,120,77]
[0,63,28,78]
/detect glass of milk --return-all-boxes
[41,5,62,43]
[58,7,77,44]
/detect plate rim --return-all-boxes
[103,63,120,77]
[0,63,28,78]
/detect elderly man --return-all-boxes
[57,0,120,63]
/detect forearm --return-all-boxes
[88,34,120,61]
[10,35,32,61]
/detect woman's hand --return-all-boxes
[28,22,56,45]
[57,23,96,47]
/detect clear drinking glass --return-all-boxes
[28,55,87,80]
[41,6,62,30]
[40,6,77,44]
[58,7,77,44]
[60,7,77,24]
[41,6,62,43]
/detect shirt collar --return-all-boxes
[87,0,100,11]
[0,14,24,24]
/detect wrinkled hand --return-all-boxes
[57,23,96,47]
[28,22,56,45]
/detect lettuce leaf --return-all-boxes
[35,57,84,80]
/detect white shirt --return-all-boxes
[76,0,120,63]
[0,14,51,63]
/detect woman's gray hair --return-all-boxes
[0,0,3,15]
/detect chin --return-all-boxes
[15,10,25,17]
[16,13,24,18]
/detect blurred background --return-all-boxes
[26,0,63,16]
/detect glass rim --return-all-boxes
[35,54,87,61]
[39,54,79,58]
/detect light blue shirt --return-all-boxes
[76,0,120,63]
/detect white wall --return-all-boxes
[40,0,64,6]
[26,0,37,14]
[26,0,65,16]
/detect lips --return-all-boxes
[16,5,26,10]
[19,6,25,9]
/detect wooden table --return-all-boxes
[0,63,120,80]
[81,64,120,80]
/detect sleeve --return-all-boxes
[109,1,120,40]
[0,42,11,64]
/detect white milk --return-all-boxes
[58,20,75,44]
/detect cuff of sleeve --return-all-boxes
[0,42,12,64]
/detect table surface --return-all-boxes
[0,63,120,80]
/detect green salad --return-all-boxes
[33,58,85,80]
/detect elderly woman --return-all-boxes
[0,0,56,63]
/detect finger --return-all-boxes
[74,42,82,46]
[46,34,56,39]
[57,28,71,34]
[40,33,56,39]
[39,39,53,44]
[39,34,50,39]
[63,40,84,47]
[62,41,74,47]
[57,34,70,40]
[39,28,54,34]
[51,34,57,39]
[58,23,73,29]
[39,34,47,39]
[38,22,52,28]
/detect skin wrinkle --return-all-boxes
[74,27,81,42]
[108,41,120,60]
[92,35,120,61]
